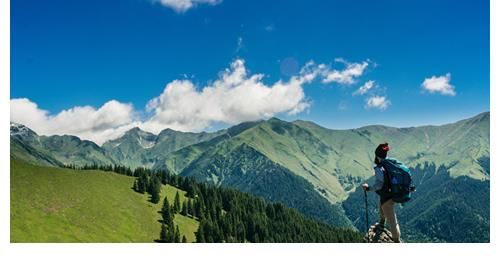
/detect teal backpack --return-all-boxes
[380,158,415,203]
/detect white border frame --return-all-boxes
[0,0,498,262]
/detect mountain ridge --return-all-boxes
[11,111,490,197]
[10,111,490,241]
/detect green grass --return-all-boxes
[10,159,198,242]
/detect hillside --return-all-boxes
[10,136,62,167]
[102,127,223,169]
[10,112,490,242]
[10,123,115,167]
[159,112,489,212]
[11,158,364,242]
[182,143,353,227]
[39,135,114,166]
[163,118,348,203]
[295,112,489,180]
[10,159,198,242]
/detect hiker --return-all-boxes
[362,142,402,243]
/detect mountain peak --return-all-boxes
[10,122,38,137]
[227,120,263,137]
[123,127,156,138]
[267,117,285,123]
[125,127,143,134]
[158,127,177,136]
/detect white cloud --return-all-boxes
[421,73,456,96]
[11,57,377,144]
[10,98,138,145]
[141,59,311,133]
[155,0,221,13]
[353,80,375,96]
[11,58,318,143]
[297,59,371,85]
[365,96,390,110]
[321,59,369,84]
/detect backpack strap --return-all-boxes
[379,163,392,194]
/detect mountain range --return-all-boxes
[10,111,490,242]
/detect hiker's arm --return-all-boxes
[366,167,385,192]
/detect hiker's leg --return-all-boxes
[378,203,386,225]
[381,200,401,242]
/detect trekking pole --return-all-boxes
[364,189,369,233]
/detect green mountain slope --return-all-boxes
[181,143,353,227]
[39,135,114,166]
[101,128,158,168]
[10,137,62,167]
[11,159,364,243]
[166,112,489,206]
[102,127,223,169]
[295,112,490,180]
[10,159,198,242]
[10,123,62,167]
[11,112,489,240]
[10,123,115,167]
[159,121,263,173]
[164,118,347,203]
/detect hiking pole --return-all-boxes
[364,189,369,233]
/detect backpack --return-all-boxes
[380,158,414,203]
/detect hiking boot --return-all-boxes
[375,219,386,229]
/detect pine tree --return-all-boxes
[161,197,173,224]
[160,170,168,185]
[181,200,188,216]
[137,174,147,194]
[151,190,160,204]
[187,199,193,217]
[159,223,168,243]
[194,198,203,218]
[182,235,187,243]
[186,181,196,198]
[196,225,205,243]
[173,191,181,213]
[150,179,161,204]
[174,225,181,243]
[146,174,162,204]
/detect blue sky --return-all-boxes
[10,0,489,142]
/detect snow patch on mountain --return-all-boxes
[137,136,156,149]
[10,122,38,137]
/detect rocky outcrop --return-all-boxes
[364,223,394,243]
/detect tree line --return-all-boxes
[64,163,363,243]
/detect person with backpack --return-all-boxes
[362,142,413,243]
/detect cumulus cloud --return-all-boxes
[155,0,221,13]
[11,58,320,143]
[365,96,390,110]
[353,80,375,96]
[10,98,139,145]
[11,57,377,144]
[421,73,456,96]
[141,59,311,133]
[321,59,370,84]
[297,59,371,85]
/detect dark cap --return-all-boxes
[375,142,390,159]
